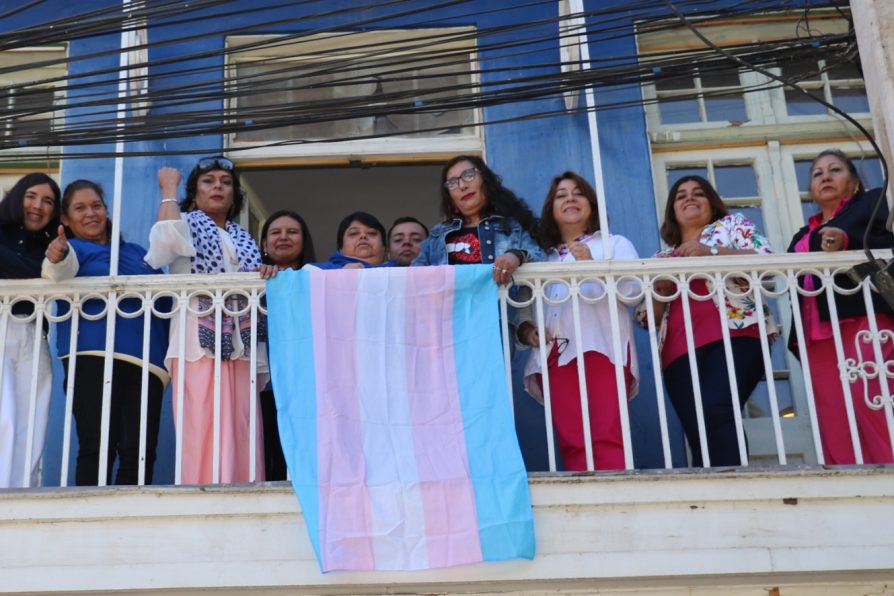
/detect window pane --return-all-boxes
[666,167,707,189]
[831,88,870,113]
[658,98,700,124]
[801,200,820,222]
[232,53,476,143]
[855,156,884,188]
[704,95,747,122]
[655,74,695,92]
[826,60,862,80]
[700,68,741,89]
[781,60,822,82]
[379,59,476,136]
[2,87,55,139]
[794,159,813,194]
[784,89,827,116]
[714,165,757,197]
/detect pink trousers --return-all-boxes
[171,357,265,484]
[806,315,894,464]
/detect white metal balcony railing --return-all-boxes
[1,250,894,490]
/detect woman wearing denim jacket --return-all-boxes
[412,155,544,279]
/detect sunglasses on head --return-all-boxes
[196,157,235,172]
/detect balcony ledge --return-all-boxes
[2,466,893,595]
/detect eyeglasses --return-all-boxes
[197,156,235,172]
[547,337,569,368]
[443,167,479,190]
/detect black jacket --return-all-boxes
[787,187,894,325]
[0,221,53,318]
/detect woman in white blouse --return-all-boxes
[146,156,265,484]
[517,172,639,471]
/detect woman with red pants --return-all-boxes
[518,171,639,471]
[788,149,894,464]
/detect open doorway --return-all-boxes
[239,163,444,259]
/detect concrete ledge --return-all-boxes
[1,467,893,594]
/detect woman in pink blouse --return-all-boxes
[788,149,894,464]
[639,175,774,467]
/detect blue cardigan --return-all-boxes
[55,239,170,376]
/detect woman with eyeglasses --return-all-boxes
[635,175,774,468]
[0,173,60,487]
[413,155,544,280]
[516,172,639,471]
[146,156,266,484]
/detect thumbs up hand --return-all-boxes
[46,225,69,264]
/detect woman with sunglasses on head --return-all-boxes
[635,175,774,468]
[0,173,60,487]
[413,155,544,279]
[516,172,639,471]
[146,156,266,484]
[43,180,168,486]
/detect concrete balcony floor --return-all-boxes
[2,466,893,595]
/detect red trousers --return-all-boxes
[538,350,632,471]
[806,315,894,464]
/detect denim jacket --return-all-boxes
[412,215,545,266]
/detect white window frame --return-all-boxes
[224,30,484,163]
[0,45,67,161]
[767,61,872,125]
[637,9,866,136]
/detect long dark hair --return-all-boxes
[660,175,728,247]
[61,179,113,240]
[439,155,538,236]
[181,155,245,220]
[537,171,601,249]
[260,209,317,267]
[0,173,61,236]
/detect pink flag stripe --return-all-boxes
[405,266,483,568]
[311,269,375,571]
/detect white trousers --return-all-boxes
[0,318,52,488]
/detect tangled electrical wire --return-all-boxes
[0,0,871,163]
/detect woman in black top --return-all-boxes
[788,149,894,464]
[0,173,61,487]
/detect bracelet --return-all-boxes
[160,198,178,204]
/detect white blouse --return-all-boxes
[144,215,268,370]
[522,232,640,403]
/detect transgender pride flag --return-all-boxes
[266,264,535,572]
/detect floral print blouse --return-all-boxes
[635,212,776,337]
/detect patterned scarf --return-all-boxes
[556,232,595,258]
[186,210,266,359]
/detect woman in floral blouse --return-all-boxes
[637,175,774,467]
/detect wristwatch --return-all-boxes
[709,245,719,256]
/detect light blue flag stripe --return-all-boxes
[451,264,536,561]
[266,269,322,563]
